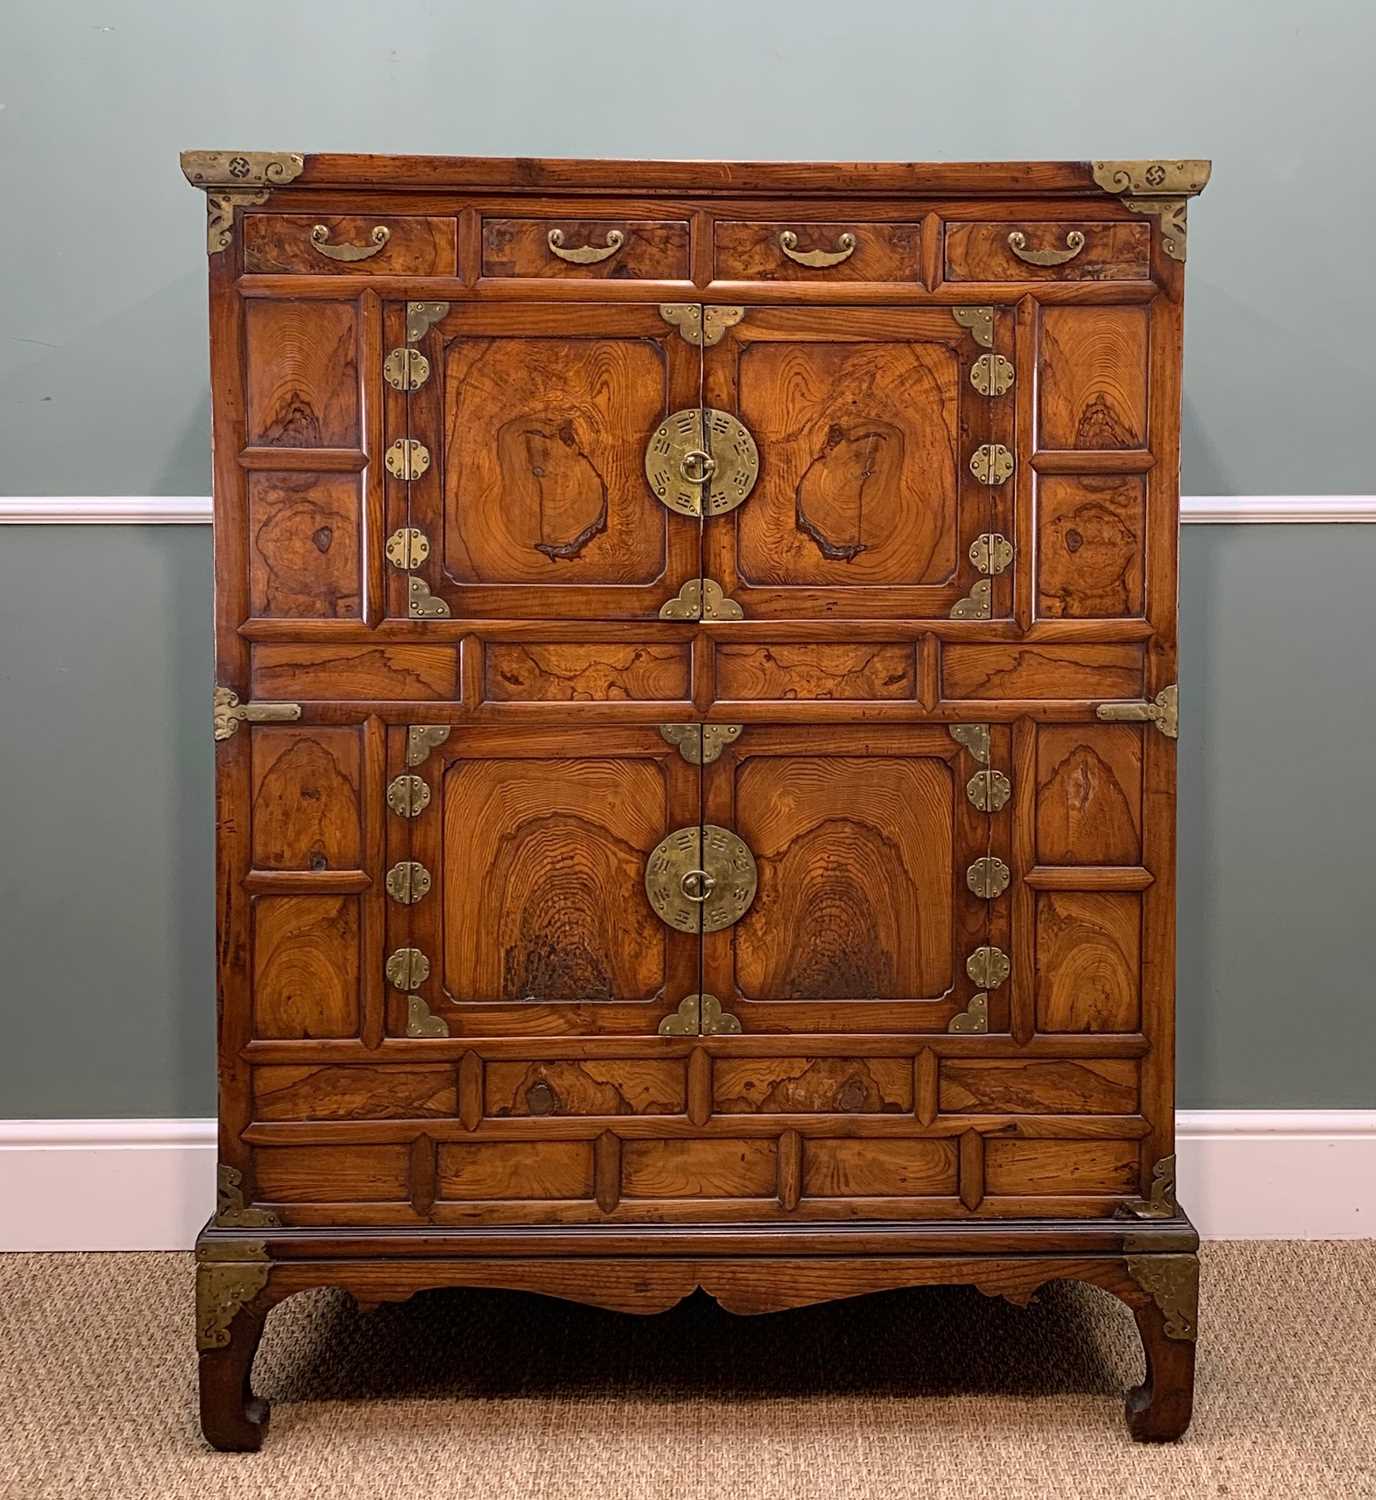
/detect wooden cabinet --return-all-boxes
[186,152,1208,1449]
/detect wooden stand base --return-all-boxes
[196,1217,1198,1451]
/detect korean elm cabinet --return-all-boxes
[185,152,1209,1450]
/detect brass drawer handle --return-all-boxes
[547,227,625,264]
[1007,229,1086,267]
[680,868,716,902]
[310,223,391,262]
[779,230,856,268]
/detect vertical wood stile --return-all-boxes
[459,633,483,709]
[917,635,939,712]
[594,1132,623,1214]
[1013,295,1037,632]
[914,1048,939,1126]
[358,290,385,626]
[457,1051,483,1132]
[687,1048,712,1127]
[919,212,943,290]
[360,714,387,1048]
[409,1134,437,1216]
[959,1129,986,1211]
[456,206,481,285]
[777,1130,802,1211]
[1010,717,1038,1045]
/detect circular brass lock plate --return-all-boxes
[645,823,758,934]
[645,408,759,518]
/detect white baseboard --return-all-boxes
[2,496,1375,525]
[0,1112,1370,1250]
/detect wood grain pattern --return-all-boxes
[253,1065,457,1121]
[733,755,953,999]
[484,1060,687,1116]
[253,1143,409,1202]
[1036,892,1142,1033]
[734,338,959,586]
[715,643,915,701]
[802,1138,957,1197]
[712,1057,914,1114]
[1037,475,1146,619]
[251,895,359,1039]
[944,221,1151,282]
[622,1138,777,1198]
[441,756,668,1003]
[484,643,690,702]
[244,300,359,448]
[250,645,457,699]
[247,473,361,618]
[983,1139,1140,1195]
[243,215,457,275]
[1038,306,1149,450]
[442,335,668,584]
[482,219,690,279]
[1036,725,1143,865]
[713,221,921,281]
[250,727,361,871]
[942,644,1144,700]
[436,1141,594,1200]
[939,1059,1139,1115]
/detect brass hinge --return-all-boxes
[658,992,742,1036]
[970,352,1014,396]
[658,723,743,764]
[966,946,1010,989]
[966,768,1011,812]
[386,947,431,991]
[1096,684,1179,739]
[659,304,744,347]
[385,527,430,569]
[213,686,300,742]
[384,346,431,391]
[948,993,989,1033]
[386,774,431,817]
[970,533,1013,576]
[966,856,1011,899]
[969,444,1014,486]
[385,861,432,904]
[659,577,744,622]
[385,439,431,482]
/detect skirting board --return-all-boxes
[1,496,1375,525]
[0,1112,1370,1251]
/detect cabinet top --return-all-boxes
[180,151,1211,199]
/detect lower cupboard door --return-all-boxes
[700,723,1003,1034]
[395,723,701,1037]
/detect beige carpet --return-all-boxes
[1,1243,1373,1500]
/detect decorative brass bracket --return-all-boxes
[950,578,992,620]
[409,576,451,618]
[406,301,450,342]
[1125,1253,1199,1341]
[213,686,300,742]
[659,578,744,621]
[658,723,743,764]
[1091,161,1211,264]
[195,1243,272,1350]
[658,992,742,1036]
[949,724,991,764]
[1116,1154,1181,1221]
[406,994,449,1038]
[214,1164,280,1230]
[951,306,994,348]
[966,946,1010,989]
[659,304,744,347]
[1097,684,1179,739]
[948,994,989,1033]
[180,151,304,256]
[406,724,452,767]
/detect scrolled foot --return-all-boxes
[196,1251,273,1451]
[1123,1253,1198,1441]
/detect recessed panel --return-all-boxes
[1035,892,1142,1033]
[436,1142,594,1200]
[253,1144,408,1203]
[621,1138,776,1198]
[716,643,916,701]
[1038,306,1149,450]
[939,1059,1139,1115]
[713,1057,913,1114]
[250,727,362,871]
[244,300,359,447]
[253,1065,457,1121]
[984,1139,1139,1195]
[803,1139,957,1197]
[247,473,362,618]
[442,336,669,584]
[942,644,1144,701]
[1037,475,1146,619]
[252,895,360,1038]
[484,643,691,703]
[251,645,458,701]
[484,1060,686,1116]
[1036,725,1143,865]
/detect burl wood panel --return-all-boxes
[733,755,953,999]
[253,1065,458,1121]
[250,645,457,700]
[1036,892,1142,1033]
[254,1144,410,1203]
[939,1059,1139,1115]
[247,473,361,618]
[713,221,922,282]
[943,221,1151,282]
[436,1142,594,1200]
[441,758,668,1003]
[485,1060,687,1117]
[735,339,959,586]
[243,215,458,275]
[251,895,360,1039]
[1038,306,1150,450]
[621,1139,777,1198]
[802,1139,958,1197]
[442,335,668,584]
[250,727,362,871]
[244,300,359,448]
[1036,725,1143,866]
[482,220,690,279]
[942,644,1144,700]
[484,643,691,703]
[713,1057,913,1114]
[715,644,916,701]
[1037,476,1146,619]
[983,1139,1140,1195]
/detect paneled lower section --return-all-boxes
[939,1059,1139,1115]
[255,1143,409,1202]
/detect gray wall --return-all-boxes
[2,1,1374,1115]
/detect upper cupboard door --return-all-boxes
[401,303,700,620]
[702,306,1015,620]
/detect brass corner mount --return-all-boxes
[180,152,305,256]
[1090,160,1211,264]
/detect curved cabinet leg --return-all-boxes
[196,1252,274,1451]
[1123,1253,1199,1441]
